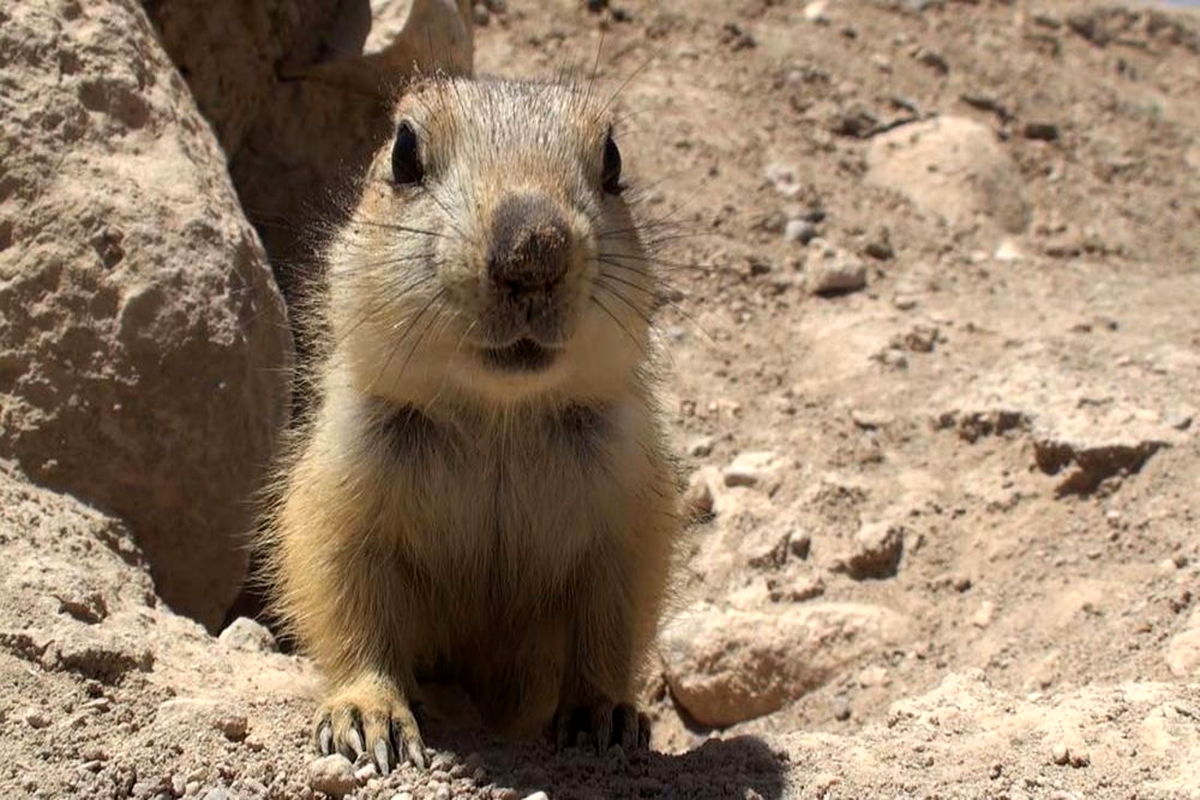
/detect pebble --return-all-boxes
[688,436,715,457]
[843,522,905,579]
[523,794,550,800]
[803,1,830,23]
[783,218,818,245]
[216,713,248,742]
[1024,121,1060,141]
[805,240,867,295]
[307,755,357,798]
[832,695,852,720]
[433,784,452,800]
[723,451,787,492]
[23,709,50,729]
[971,601,996,629]
[217,617,277,654]
[682,474,715,521]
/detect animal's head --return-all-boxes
[329,78,656,407]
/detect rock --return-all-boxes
[970,601,996,629]
[723,451,789,492]
[216,712,249,742]
[0,0,292,629]
[307,755,357,798]
[683,472,716,522]
[866,116,1030,236]
[1033,435,1168,496]
[764,162,803,199]
[805,241,868,295]
[803,1,830,24]
[218,617,278,654]
[660,603,911,726]
[23,709,50,729]
[1024,121,1060,141]
[840,523,905,580]
[1165,609,1200,678]
[829,104,880,138]
[914,47,949,74]
[749,530,809,570]
[783,219,818,245]
[767,572,825,603]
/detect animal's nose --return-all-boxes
[487,193,571,294]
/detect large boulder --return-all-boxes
[0,0,291,628]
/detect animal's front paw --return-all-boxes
[314,680,426,774]
[552,699,650,754]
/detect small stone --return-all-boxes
[688,436,715,457]
[473,4,490,25]
[850,409,893,430]
[216,713,248,742]
[768,572,825,602]
[433,785,452,800]
[218,617,277,654]
[832,695,851,721]
[1051,742,1070,765]
[783,219,818,245]
[803,1,829,23]
[970,601,996,628]
[523,794,550,800]
[307,755,356,798]
[354,762,377,782]
[1024,121,1059,141]
[790,532,812,560]
[805,240,867,295]
[202,790,230,800]
[843,523,905,580]
[864,236,894,261]
[683,474,715,521]
[723,451,788,492]
[23,709,50,729]
[892,294,918,311]
[992,238,1023,262]
[914,47,949,74]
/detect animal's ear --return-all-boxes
[274,0,474,101]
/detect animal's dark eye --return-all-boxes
[602,131,622,195]
[391,121,423,185]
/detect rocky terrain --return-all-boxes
[1,0,1198,798]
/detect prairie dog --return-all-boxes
[265,77,681,773]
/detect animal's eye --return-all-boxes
[391,121,424,185]
[601,131,622,195]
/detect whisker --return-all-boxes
[593,279,654,330]
[589,292,642,354]
[368,288,445,393]
[595,251,713,273]
[348,218,449,239]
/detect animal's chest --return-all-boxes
[379,403,634,579]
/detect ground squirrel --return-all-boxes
[264,77,681,773]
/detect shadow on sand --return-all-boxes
[425,721,787,800]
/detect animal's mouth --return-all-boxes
[480,338,559,372]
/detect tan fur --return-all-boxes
[262,78,681,767]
